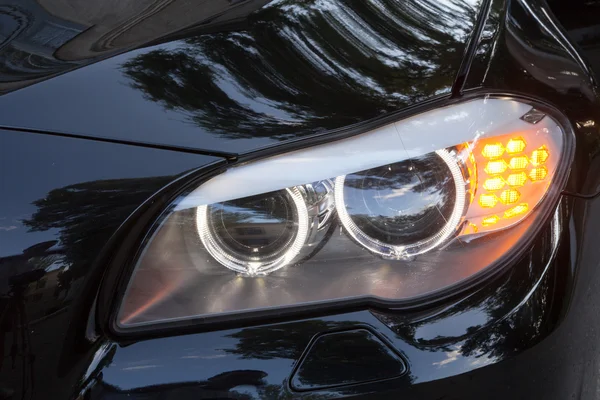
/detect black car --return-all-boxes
[1,0,600,398]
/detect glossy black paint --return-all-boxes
[290,329,408,391]
[0,0,599,399]
[0,0,479,153]
[0,0,271,93]
[0,129,221,399]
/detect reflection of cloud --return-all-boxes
[120,359,161,371]
[122,365,160,371]
[433,345,497,369]
[181,354,228,360]
[373,186,414,200]
[0,225,17,231]
[433,349,460,367]
[444,111,469,122]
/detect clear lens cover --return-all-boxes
[116,98,570,328]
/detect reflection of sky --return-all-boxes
[267,0,477,48]
[401,340,498,383]
[414,309,488,340]
[213,74,303,124]
[214,203,284,224]
[0,131,217,256]
[344,184,438,216]
[430,344,496,370]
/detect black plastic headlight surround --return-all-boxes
[114,97,573,331]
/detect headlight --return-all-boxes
[115,97,571,329]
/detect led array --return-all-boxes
[506,171,527,187]
[481,215,500,226]
[531,147,549,165]
[508,156,528,170]
[529,166,548,181]
[476,136,549,227]
[506,138,526,153]
[504,203,529,219]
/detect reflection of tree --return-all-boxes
[22,177,172,278]
[376,245,559,363]
[457,272,552,360]
[381,276,517,356]
[122,0,478,140]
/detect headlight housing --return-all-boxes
[114,97,572,330]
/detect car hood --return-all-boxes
[0,0,481,155]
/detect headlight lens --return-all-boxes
[335,149,466,258]
[197,187,309,275]
[116,98,571,329]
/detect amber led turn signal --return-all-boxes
[464,131,558,234]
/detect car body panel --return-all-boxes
[0,0,480,154]
[1,0,600,399]
[0,128,222,399]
